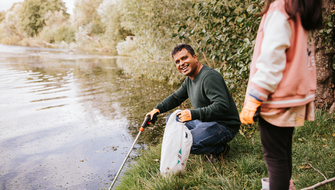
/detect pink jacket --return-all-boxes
[246,0,316,108]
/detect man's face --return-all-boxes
[173,48,200,79]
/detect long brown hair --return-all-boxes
[259,0,323,30]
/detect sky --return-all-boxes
[0,0,75,15]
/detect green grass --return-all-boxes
[115,109,335,190]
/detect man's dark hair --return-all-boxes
[171,44,195,58]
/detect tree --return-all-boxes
[0,11,5,23]
[20,0,69,36]
[97,0,133,51]
[72,0,104,34]
[0,3,25,42]
[314,0,335,108]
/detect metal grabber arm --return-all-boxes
[109,115,152,190]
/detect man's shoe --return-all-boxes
[216,144,230,160]
[206,144,230,163]
[206,153,215,163]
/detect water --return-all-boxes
[0,44,177,189]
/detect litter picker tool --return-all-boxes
[109,115,152,190]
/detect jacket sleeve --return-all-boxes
[249,11,291,100]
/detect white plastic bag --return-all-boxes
[160,110,193,177]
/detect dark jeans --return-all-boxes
[166,115,235,155]
[259,117,294,190]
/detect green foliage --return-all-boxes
[97,0,133,51]
[39,10,73,44]
[72,0,104,34]
[174,0,263,105]
[39,26,56,43]
[318,8,335,54]
[117,0,196,84]
[0,3,26,44]
[20,0,69,36]
[88,20,105,34]
[114,0,263,101]
[54,24,75,43]
[0,11,5,23]
[116,109,335,190]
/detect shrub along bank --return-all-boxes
[118,0,263,106]
[1,0,334,107]
[115,109,335,189]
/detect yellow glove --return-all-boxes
[177,110,192,122]
[240,96,262,124]
[146,108,160,123]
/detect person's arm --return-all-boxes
[240,11,291,124]
[155,82,188,113]
[249,11,291,100]
[190,73,230,122]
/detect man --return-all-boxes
[147,44,240,159]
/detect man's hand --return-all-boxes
[146,108,160,124]
[240,96,262,124]
[177,110,192,122]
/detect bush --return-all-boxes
[0,3,25,43]
[97,0,133,53]
[39,26,56,43]
[116,36,136,56]
[116,0,262,94]
[54,24,76,43]
[0,37,12,45]
[173,0,262,105]
[117,0,199,84]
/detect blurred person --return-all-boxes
[239,0,322,189]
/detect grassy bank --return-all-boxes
[114,109,335,190]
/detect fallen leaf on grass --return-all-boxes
[298,138,303,141]
[332,133,335,137]
[323,144,328,147]
[299,165,310,169]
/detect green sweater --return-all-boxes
[156,65,240,134]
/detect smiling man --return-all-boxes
[146,44,240,161]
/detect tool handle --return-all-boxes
[140,115,151,132]
[109,115,151,189]
[109,131,142,190]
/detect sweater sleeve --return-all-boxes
[190,73,230,121]
[155,81,188,113]
[249,11,291,100]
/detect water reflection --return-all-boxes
[0,45,178,189]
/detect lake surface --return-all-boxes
[0,44,177,189]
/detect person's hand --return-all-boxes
[240,96,262,124]
[146,108,160,124]
[177,110,192,122]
